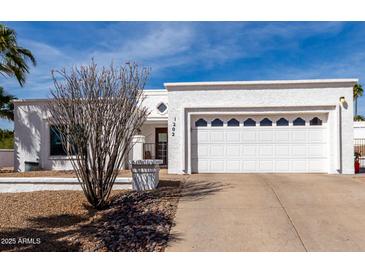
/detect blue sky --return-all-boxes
[1,21,365,129]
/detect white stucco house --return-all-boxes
[13,78,357,174]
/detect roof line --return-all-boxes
[164,78,358,87]
[144,89,167,92]
[13,89,167,104]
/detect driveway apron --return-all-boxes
[167,173,306,251]
[167,173,365,251]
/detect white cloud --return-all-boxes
[0,39,76,98]
[0,22,353,101]
[87,23,195,71]
[3,22,365,127]
[87,22,345,74]
[21,39,65,59]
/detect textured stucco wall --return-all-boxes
[167,84,354,174]
[143,90,168,120]
[14,90,168,172]
[13,102,74,172]
[13,82,355,174]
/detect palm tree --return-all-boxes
[353,83,364,116]
[0,23,36,86]
[0,87,16,121]
[354,114,365,121]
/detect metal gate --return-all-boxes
[143,143,168,167]
[354,139,365,167]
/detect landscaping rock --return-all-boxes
[0,178,181,252]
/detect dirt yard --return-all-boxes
[0,178,181,252]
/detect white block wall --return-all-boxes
[14,90,168,172]
[354,121,365,139]
[0,149,14,168]
[13,80,356,175]
[166,82,355,174]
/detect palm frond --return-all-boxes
[354,84,364,98]
[0,86,16,121]
[0,23,36,86]
[17,47,37,66]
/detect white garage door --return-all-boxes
[191,114,328,173]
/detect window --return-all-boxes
[157,102,167,113]
[260,118,272,126]
[293,117,306,126]
[211,118,223,127]
[195,118,207,127]
[227,118,239,127]
[244,118,256,127]
[50,125,67,156]
[310,117,322,126]
[276,118,289,126]
[50,125,79,156]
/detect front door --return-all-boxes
[155,128,168,167]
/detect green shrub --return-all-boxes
[0,129,13,149]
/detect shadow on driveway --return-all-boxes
[0,177,228,252]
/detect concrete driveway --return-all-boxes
[166,173,365,251]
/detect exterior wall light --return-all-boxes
[339,96,346,105]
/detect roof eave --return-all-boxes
[164,78,359,91]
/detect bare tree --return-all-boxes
[48,61,150,209]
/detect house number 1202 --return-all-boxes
[171,117,176,136]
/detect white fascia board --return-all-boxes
[164,78,359,91]
[144,89,167,94]
[13,89,167,106]
[13,98,51,105]
[165,78,359,87]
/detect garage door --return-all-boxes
[191,114,328,173]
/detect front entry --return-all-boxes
[155,128,168,167]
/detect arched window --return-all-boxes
[293,117,306,126]
[244,118,256,127]
[260,118,272,126]
[211,118,224,127]
[310,117,322,126]
[195,118,207,127]
[227,118,239,127]
[276,118,289,126]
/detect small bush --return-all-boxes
[0,129,14,149]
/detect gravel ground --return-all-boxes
[0,178,181,252]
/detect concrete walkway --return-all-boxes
[0,177,132,192]
[167,173,365,251]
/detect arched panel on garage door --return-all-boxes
[191,114,328,173]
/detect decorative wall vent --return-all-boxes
[157,102,167,113]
